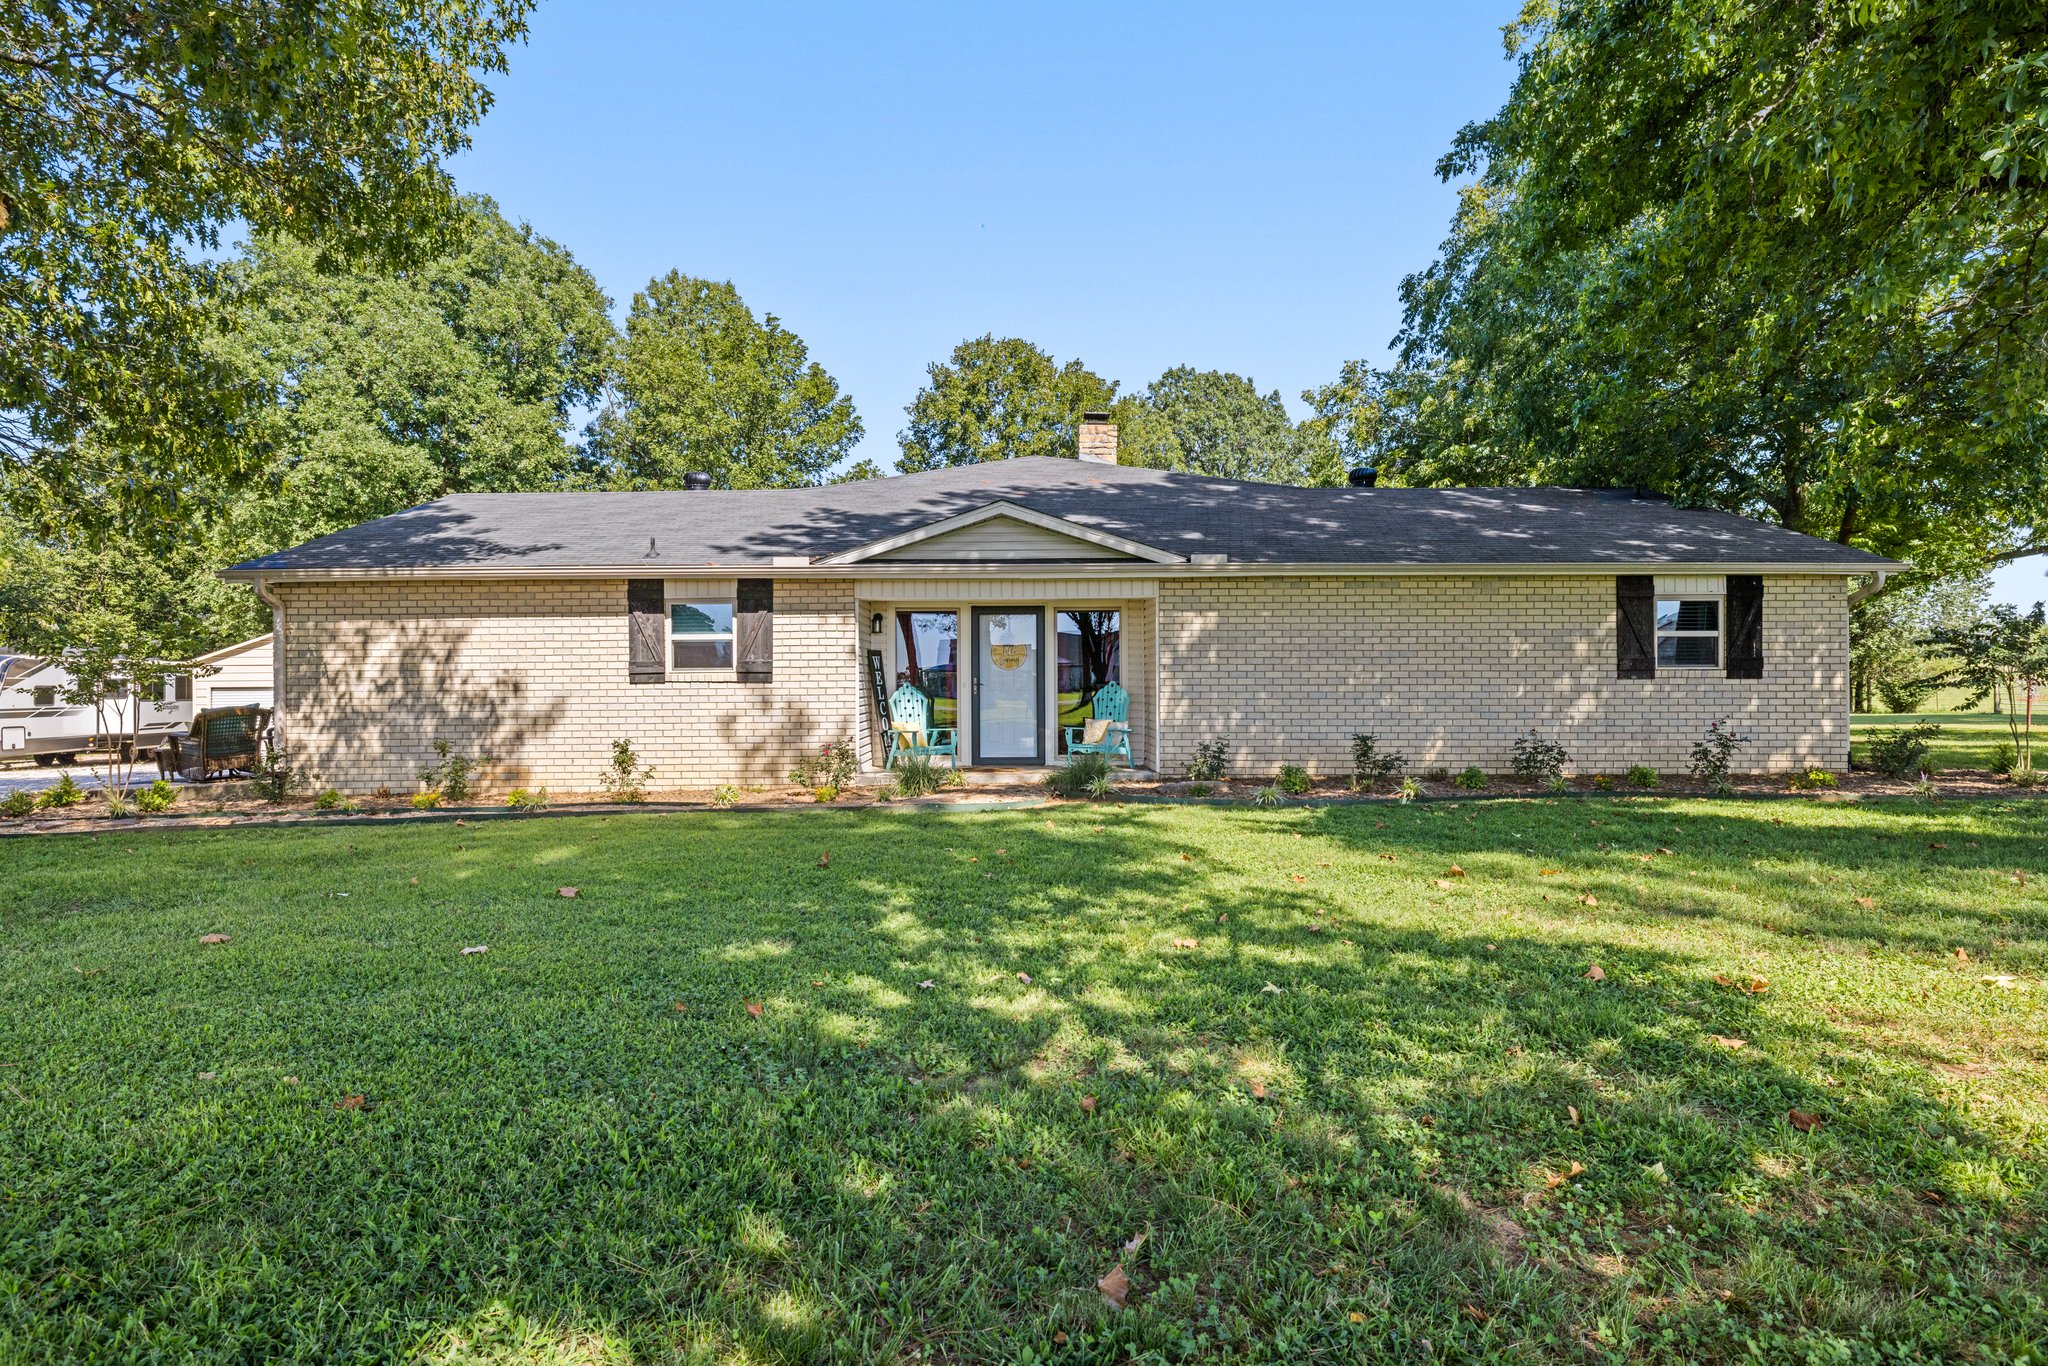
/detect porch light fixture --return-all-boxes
[869,612,884,635]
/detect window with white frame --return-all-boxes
[669,598,735,670]
[1655,595,1722,668]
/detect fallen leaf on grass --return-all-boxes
[197,1071,216,1081]
[282,1076,300,1085]
[557,886,579,899]
[672,1002,689,1013]
[1447,864,1466,877]
[1433,879,1456,890]
[1544,1160,1586,1188]
[460,945,487,955]
[1952,947,1970,961]
[816,850,830,868]
[1928,842,1948,851]
[1053,1330,1068,1344]
[1566,1104,1579,1125]
[1016,971,1032,984]
[1707,1035,1747,1050]
[1584,964,1606,981]
[1349,1310,1365,1324]
[198,933,231,945]
[744,1000,763,1018]
[1097,1264,1130,1309]
[1787,1108,1823,1133]
[1180,852,1193,861]
[1260,982,1283,994]
[454,818,471,827]
[1980,974,2022,989]
[1080,1095,1096,1114]
[1579,894,1598,907]
[336,1095,365,1111]
[917,979,936,990]
[1249,1080,1268,1100]
[1216,913,1228,923]
[1377,853,1397,862]
[1462,1304,1492,1324]
[1123,1230,1147,1255]
[1171,938,1200,949]
[1290,873,1306,883]
[1854,896,1875,909]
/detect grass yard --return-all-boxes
[1853,711,2026,773]
[2,799,2045,1364]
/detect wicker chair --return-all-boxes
[160,705,272,780]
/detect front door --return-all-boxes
[972,607,1043,765]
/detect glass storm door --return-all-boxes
[972,608,1043,764]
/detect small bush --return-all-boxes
[419,739,490,804]
[410,791,441,810]
[1087,773,1115,800]
[1874,676,1934,714]
[1185,781,1213,798]
[1544,773,1570,794]
[791,740,857,792]
[1862,723,1941,779]
[1788,768,1838,791]
[504,787,550,811]
[1689,720,1751,787]
[1509,730,1570,786]
[37,774,85,809]
[1452,766,1488,791]
[1250,784,1284,807]
[2009,766,2044,788]
[1591,773,1614,791]
[313,787,347,810]
[1396,777,1421,804]
[1349,733,1406,791]
[888,757,958,799]
[1422,766,1451,783]
[1990,741,2017,776]
[1626,764,1659,788]
[1277,764,1313,795]
[252,740,302,803]
[600,739,653,803]
[1184,739,1228,782]
[372,786,395,802]
[711,784,740,807]
[811,785,839,803]
[1045,753,1116,800]
[104,793,130,818]
[135,779,178,814]
[1,789,36,819]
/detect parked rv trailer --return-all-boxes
[0,655,193,764]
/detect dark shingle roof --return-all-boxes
[225,457,1900,574]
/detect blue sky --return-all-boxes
[450,1,2045,608]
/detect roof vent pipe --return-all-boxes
[683,472,712,491]
[1347,466,1378,488]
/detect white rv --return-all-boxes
[0,654,193,765]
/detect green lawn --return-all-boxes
[1853,710,2026,771]
[2,800,2044,1363]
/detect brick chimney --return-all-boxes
[1077,410,1118,464]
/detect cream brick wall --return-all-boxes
[1156,575,1848,776]
[273,578,859,793]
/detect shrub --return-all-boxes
[1453,766,1488,791]
[811,785,839,803]
[888,757,959,799]
[711,784,739,807]
[37,774,85,809]
[1626,764,1659,788]
[135,779,178,814]
[1509,731,1570,786]
[1689,719,1751,788]
[1045,752,1116,799]
[1874,675,1934,714]
[1591,773,1613,791]
[1544,773,1570,794]
[252,740,303,803]
[104,793,130,818]
[1250,784,1284,807]
[1,789,36,819]
[1184,739,1228,782]
[1990,741,2017,776]
[791,740,857,792]
[1185,781,1213,798]
[600,739,653,803]
[1422,766,1451,783]
[1788,768,1838,791]
[1349,733,1406,791]
[419,739,490,804]
[1862,723,1941,779]
[410,791,441,810]
[1277,764,1313,795]
[1396,776,1421,804]
[313,787,347,810]
[504,787,550,811]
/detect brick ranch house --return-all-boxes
[222,418,1899,793]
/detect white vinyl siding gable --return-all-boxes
[868,517,1146,563]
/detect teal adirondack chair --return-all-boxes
[1063,681,1134,768]
[884,683,958,768]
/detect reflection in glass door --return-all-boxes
[972,608,1042,764]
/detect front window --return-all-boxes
[31,686,56,708]
[1057,610,1121,750]
[1656,598,1721,668]
[894,611,958,729]
[671,600,735,670]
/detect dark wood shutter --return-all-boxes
[627,579,665,684]
[736,579,774,683]
[1725,574,1764,679]
[1617,576,1656,679]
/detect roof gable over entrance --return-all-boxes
[816,501,1185,566]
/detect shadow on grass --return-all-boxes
[0,800,2041,1361]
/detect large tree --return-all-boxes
[589,274,861,490]
[1350,1,2048,575]
[1,0,533,519]
[1142,366,1338,484]
[214,197,614,550]
[897,336,1162,473]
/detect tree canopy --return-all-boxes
[590,273,862,490]
[1335,0,2048,574]
[896,337,1159,473]
[0,0,533,511]
[1143,366,1338,484]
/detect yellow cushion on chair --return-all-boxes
[1081,718,1113,745]
[892,721,928,750]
